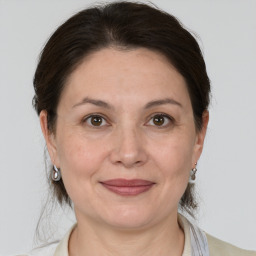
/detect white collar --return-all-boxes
[179,215,210,256]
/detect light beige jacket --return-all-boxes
[206,234,255,256]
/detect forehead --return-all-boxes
[68,47,181,82]
[60,47,191,109]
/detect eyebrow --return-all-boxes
[145,98,182,109]
[72,97,112,109]
[72,97,182,109]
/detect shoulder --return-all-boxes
[206,233,256,256]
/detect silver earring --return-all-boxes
[189,163,197,183]
[52,165,61,181]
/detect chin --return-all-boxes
[105,217,152,231]
[97,205,161,231]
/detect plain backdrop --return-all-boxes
[1,0,255,255]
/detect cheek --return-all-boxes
[152,133,195,175]
[56,130,108,185]
[143,135,195,218]
[55,133,108,209]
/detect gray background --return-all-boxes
[1,0,255,254]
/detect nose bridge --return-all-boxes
[120,124,139,152]
[110,121,147,167]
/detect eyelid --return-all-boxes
[146,113,174,127]
[82,113,110,127]
[81,112,174,128]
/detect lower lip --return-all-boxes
[101,183,154,196]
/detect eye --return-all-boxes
[84,115,108,127]
[147,114,173,127]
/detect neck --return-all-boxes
[69,213,184,256]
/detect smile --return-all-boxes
[100,179,155,196]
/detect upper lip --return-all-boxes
[100,179,155,187]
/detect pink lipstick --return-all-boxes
[100,179,155,196]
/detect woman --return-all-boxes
[22,1,255,255]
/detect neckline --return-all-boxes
[54,214,192,256]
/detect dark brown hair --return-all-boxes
[33,1,210,215]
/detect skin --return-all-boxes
[40,47,209,256]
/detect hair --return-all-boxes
[33,1,210,217]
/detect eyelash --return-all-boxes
[82,113,174,128]
[83,114,109,128]
[146,113,174,128]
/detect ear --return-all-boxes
[192,110,209,164]
[39,110,60,167]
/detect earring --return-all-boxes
[189,163,197,183]
[52,165,61,181]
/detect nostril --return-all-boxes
[109,135,148,167]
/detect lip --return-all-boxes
[100,179,155,196]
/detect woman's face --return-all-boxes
[41,48,208,229]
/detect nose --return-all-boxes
[109,126,148,168]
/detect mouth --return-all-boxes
[100,179,155,196]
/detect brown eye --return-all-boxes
[91,116,103,126]
[147,114,172,127]
[85,115,107,127]
[153,115,165,126]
